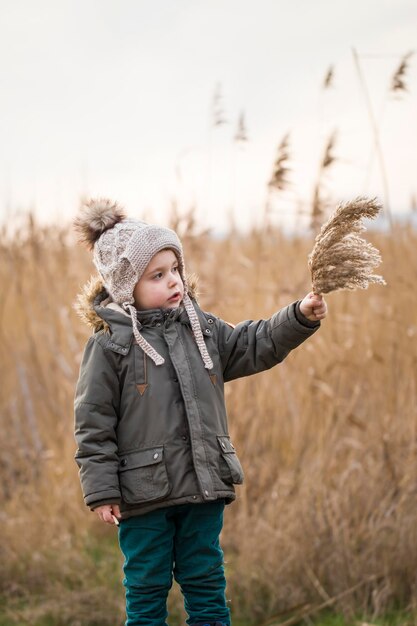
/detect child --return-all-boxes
[73,198,327,626]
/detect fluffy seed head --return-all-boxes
[73,197,126,250]
[308,196,386,295]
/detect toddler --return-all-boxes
[73,198,327,626]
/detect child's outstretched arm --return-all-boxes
[214,297,325,382]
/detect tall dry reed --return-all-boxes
[310,131,338,232]
[0,213,416,625]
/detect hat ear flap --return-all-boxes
[104,257,137,306]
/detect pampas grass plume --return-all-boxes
[308,196,386,295]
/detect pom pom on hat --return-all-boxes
[74,197,126,250]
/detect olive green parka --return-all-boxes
[74,276,320,519]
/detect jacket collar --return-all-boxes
[135,305,184,327]
[92,289,134,348]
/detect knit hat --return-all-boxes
[74,197,213,369]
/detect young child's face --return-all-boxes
[133,249,184,310]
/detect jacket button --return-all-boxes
[192,495,197,500]
[204,329,211,335]
[207,318,214,324]
[120,459,127,467]
[204,490,209,496]
[153,452,159,460]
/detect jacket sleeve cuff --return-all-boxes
[89,497,122,511]
[294,301,321,329]
[84,488,122,509]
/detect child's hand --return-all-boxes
[299,292,327,321]
[94,503,122,525]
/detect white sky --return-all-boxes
[0,0,416,232]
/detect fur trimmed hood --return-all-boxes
[74,274,200,333]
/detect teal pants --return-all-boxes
[118,501,230,626]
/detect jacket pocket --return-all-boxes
[217,436,244,485]
[118,446,171,504]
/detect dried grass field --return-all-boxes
[0,214,416,626]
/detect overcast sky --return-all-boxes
[0,0,416,231]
